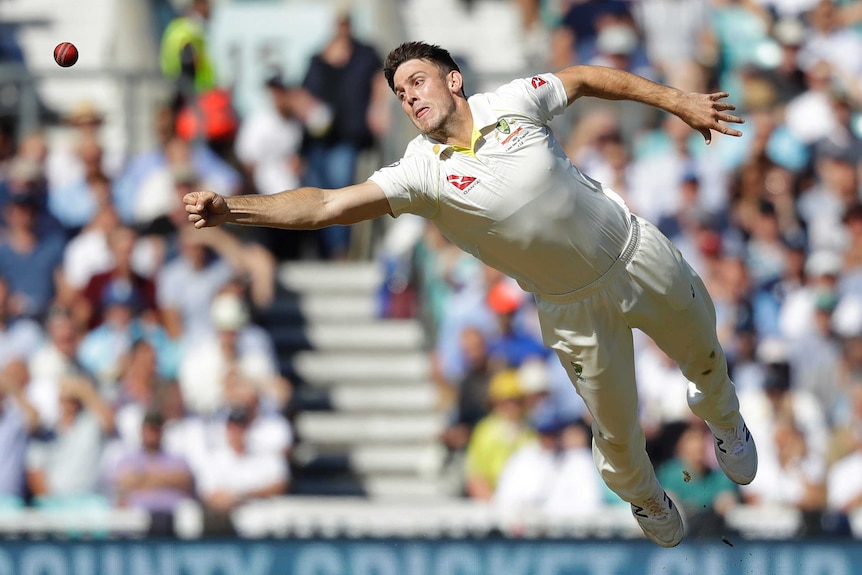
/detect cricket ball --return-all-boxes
[54,42,78,67]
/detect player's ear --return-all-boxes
[448,70,463,95]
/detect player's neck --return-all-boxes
[429,102,473,148]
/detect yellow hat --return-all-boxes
[488,369,524,402]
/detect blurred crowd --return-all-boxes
[0,0,392,535]
[1,0,862,541]
[374,0,862,538]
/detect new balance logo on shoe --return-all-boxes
[630,491,683,548]
[708,418,757,485]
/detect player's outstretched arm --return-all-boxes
[554,66,744,144]
[184,180,392,230]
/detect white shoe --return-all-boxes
[631,490,684,548]
[707,417,758,485]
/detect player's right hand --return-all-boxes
[184,190,231,228]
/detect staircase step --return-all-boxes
[261,293,381,324]
[292,385,438,413]
[293,444,447,475]
[291,351,431,385]
[294,412,446,445]
[279,262,383,295]
[268,321,425,353]
[330,385,438,411]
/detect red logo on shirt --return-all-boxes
[447,175,478,192]
[531,76,547,89]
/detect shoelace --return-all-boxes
[719,424,750,456]
[635,493,670,519]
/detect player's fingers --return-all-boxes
[716,124,743,137]
[699,128,712,145]
[719,113,744,124]
[194,218,208,229]
[185,203,202,214]
[715,101,736,111]
[710,92,730,101]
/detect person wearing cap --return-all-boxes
[178,288,287,415]
[485,280,550,372]
[185,41,756,547]
[111,407,195,534]
[463,369,537,501]
[196,403,289,513]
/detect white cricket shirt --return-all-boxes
[369,73,632,295]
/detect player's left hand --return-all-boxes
[676,92,744,145]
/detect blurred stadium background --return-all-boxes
[1,0,862,572]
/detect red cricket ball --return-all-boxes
[54,42,78,67]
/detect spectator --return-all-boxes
[77,278,177,393]
[114,109,241,225]
[0,359,39,507]
[633,0,711,76]
[656,420,739,536]
[28,306,84,382]
[0,193,66,320]
[160,0,216,110]
[178,290,286,415]
[78,226,159,330]
[495,412,604,522]
[588,23,656,81]
[216,381,293,458]
[197,405,289,513]
[156,227,248,341]
[558,0,635,65]
[112,339,169,451]
[464,369,537,501]
[440,326,495,457]
[765,17,808,102]
[784,60,842,145]
[797,142,858,254]
[26,376,114,508]
[738,360,830,503]
[44,102,123,197]
[743,414,827,512]
[111,409,194,535]
[47,135,110,233]
[0,275,44,369]
[234,73,330,261]
[798,0,862,77]
[301,11,386,259]
[485,280,550,371]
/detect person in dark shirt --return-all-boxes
[301,13,384,259]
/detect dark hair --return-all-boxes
[383,42,463,95]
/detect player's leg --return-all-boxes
[535,294,683,547]
[624,217,757,485]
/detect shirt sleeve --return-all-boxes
[491,74,569,124]
[368,152,440,218]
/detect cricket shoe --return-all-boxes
[707,416,757,485]
[631,490,684,548]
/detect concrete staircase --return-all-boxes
[265,261,451,499]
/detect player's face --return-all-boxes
[393,59,458,137]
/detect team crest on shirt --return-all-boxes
[494,117,527,151]
[447,174,479,194]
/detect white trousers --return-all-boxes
[534,215,740,503]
